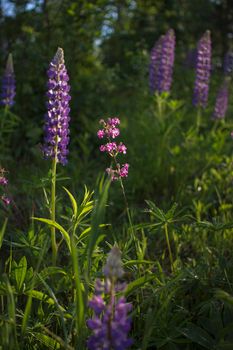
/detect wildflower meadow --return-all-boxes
[1,1,233,349]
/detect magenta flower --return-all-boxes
[193,31,211,108]
[97,117,129,181]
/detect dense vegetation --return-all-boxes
[1,1,233,349]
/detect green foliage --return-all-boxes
[1,1,233,349]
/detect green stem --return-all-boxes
[119,176,138,253]
[112,153,137,252]
[51,156,57,265]
[164,222,174,273]
[196,107,202,132]
[0,106,8,155]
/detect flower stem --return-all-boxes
[51,156,57,265]
[119,176,138,253]
[164,222,174,273]
[196,107,202,132]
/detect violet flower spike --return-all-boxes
[223,51,233,75]
[193,30,211,108]
[1,53,16,107]
[87,247,133,350]
[43,47,71,165]
[213,81,229,119]
[157,29,176,94]
[149,35,164,93]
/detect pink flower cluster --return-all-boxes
[97,118,129,180]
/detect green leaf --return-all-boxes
[63,187,78,219]
[87,177,110,270]
[215,289,233,306]
[145,200,166,222]
[32,217,71,252]
[0,218,8,249]
[124,259,154,267]
[24,289,56,306]
[181,323,216,349]
[125,275,156,296]
[33,333,60,349]
[15,256,27,292]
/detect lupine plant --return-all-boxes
[1,53,15,108]
[149,29,176,122]
[193,30,211,129]
[213,80,229,119]
[223,51,233,75]
[42,47,71,264]
[193,31,211,108]
[149,29,175,95]
[87,246,133,350]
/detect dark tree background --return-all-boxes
[0,0,232,162]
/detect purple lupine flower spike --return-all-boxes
[157,29,176,94]
[87,247,133,350]
[223,51,233,75]
[43,47,71,165]
[149,29,175,94]
[1,53,16,107]
[193,30,211,108]
[149,35,164,93]
[213,81,229,119]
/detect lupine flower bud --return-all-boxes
[193,31,211,108]
[149,29,175,94]
[1,53,16,107]
[43,48,71,165]
[103,246,124,279]
[213,81,229,119]
[87,247,133,350]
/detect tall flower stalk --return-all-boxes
[1,53,15,108]
[149,29,175,123]
[193,31,211,129]
[87,246,133,349]
[97,118,137,249]
[149,29,176,95]
[43,48,71,264]
[213,80,229,120]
